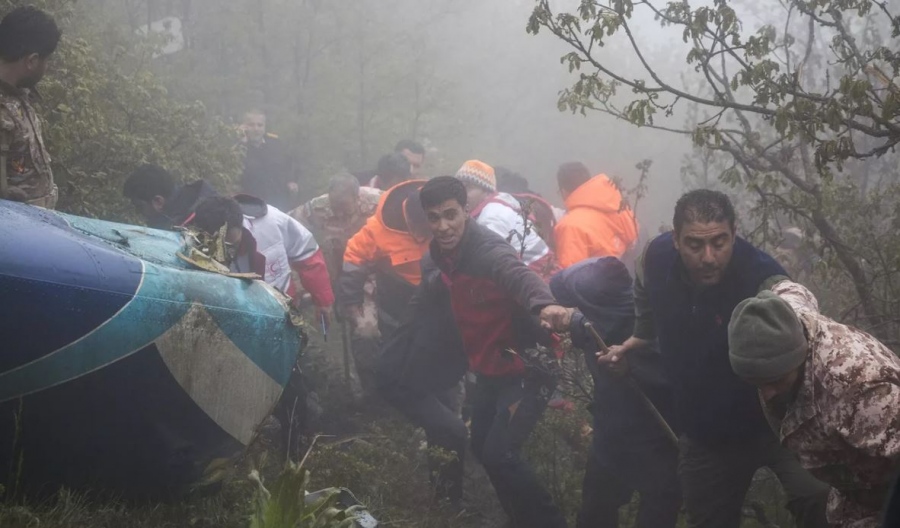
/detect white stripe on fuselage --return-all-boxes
[153,302,284,445]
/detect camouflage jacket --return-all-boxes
[771,280,900,528]
[291,186,381,271]
[0,81,55,208]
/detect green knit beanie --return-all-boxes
[728,290,808,384]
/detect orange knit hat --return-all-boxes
[454,160,496,193]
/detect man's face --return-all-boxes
[242,113,266,144]
[751,367,803,419]
[19,54,50,89]
[131,195,166,221]
[425,199,466,251]
[223,226,244,262]
[674,220,735,286]
[464,182,489,210]
[328,191,358,221]
[400,149,424,178]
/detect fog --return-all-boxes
[94,0,695,231]
[70,0,897,231]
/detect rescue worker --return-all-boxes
[339,179,431,390]
[600,190,829,528]
[395,139,426,178]
[363,152,412,191]
[495,166,565,250]
[237,109,297,212]
[417,176,572,528]
[495,166,532,195]
[293,173,382,393]
[0,6,60,208]
[376,262,467,506]
[730,281,900,528]
[354,140,425,186]
[554,162,638,267]
[190,195,334,319]
[292,172,382,275]
[454,160,558,280]
[123,164,218,230]
[550,257,681,528]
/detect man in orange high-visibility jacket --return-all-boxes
[554,162,639,268]
[339,179,431,390]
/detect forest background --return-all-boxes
[2,0,899,526]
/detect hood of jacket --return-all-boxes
[375,179,428,235]
[564,174,626,214]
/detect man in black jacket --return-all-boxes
[238,110,297,212]
[550,257,680,528]
[414,176,571,528]
[123,163,218,230]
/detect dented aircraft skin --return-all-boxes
[0,200,303,497]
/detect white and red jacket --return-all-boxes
[235,195,334,308]
[470,192,550,267]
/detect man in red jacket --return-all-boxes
[418,176,571,528]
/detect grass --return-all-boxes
[0,333,799,528]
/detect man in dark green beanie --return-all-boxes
[730,280,900,528]
[729,290,808,412]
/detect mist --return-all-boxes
[90,0,691,230]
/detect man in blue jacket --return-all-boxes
[551,257,680,528]
[600,190,828,528]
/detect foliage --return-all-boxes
[248,462,363,528]
[529,0,900,342]
[74,0,478,201]
[0,484,254,528]
[0,0,239,221]
[524,404,592,526]
[302,419,490,528]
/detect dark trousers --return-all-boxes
[352,314,403,395]
[380,383,467,503]
[470,375,567,528]
[679,432,830,528]
[577,439,681,528]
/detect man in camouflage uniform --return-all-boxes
[292,173,383,378]
[730,280,900,528]
[292,172,382,269]
[0,7,60,208]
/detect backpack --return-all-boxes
[510,193,558,252]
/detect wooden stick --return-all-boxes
[341,321,353,389]
[584,322,679,447]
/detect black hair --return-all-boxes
[123,164,176,202]
[0,6,61,62]
[420,175,467,210]
[556,162,592,193]
[673,189,736,233]
[394,139,425,156]
[193,196,244,235]
[495,166,531,194]
[376,152,411,182]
